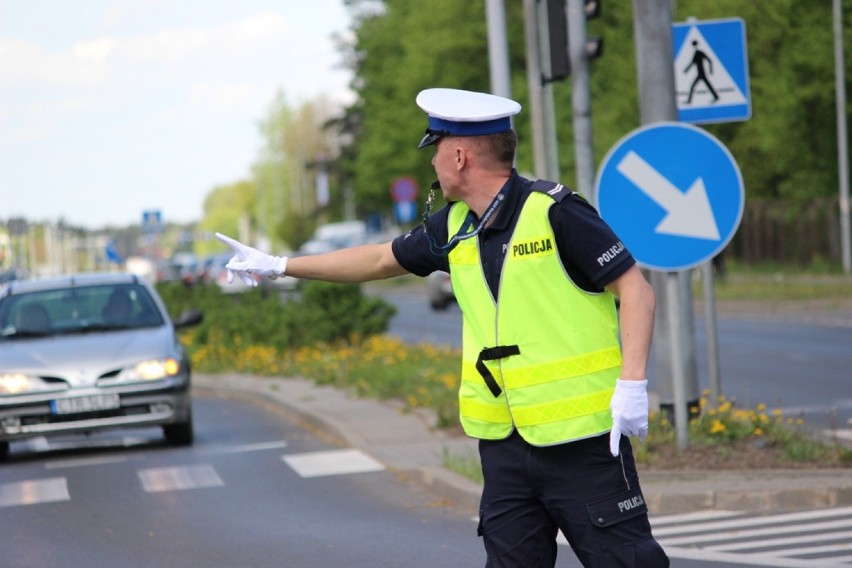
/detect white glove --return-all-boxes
[215,233,289,287]
[609,379,649,457]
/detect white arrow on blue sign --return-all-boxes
[595,122,744,272]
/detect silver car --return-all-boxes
[0,273,202,461]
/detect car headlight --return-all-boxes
[116,358,181,382]
[0,373,64,395]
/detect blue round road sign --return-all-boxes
[595,122,744,271]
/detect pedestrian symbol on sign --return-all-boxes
[684,40,719,104]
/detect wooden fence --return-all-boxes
[726,197,844,266]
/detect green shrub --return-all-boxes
[156,280,396,362]
[295,281,397,345]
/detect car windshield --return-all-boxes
[0,283,165,339]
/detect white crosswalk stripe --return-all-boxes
[0,477,70,508]
[283,448,385,478]
[827,428,852,442]
[138,464,224,493]
[652,506,852,567]
[0,443,387,507]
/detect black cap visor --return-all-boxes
[418,129,447,149]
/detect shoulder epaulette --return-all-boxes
[530,179,576,203]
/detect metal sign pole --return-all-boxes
[666,273,690,450]
[703,261,722,406]
[632,0,694,448]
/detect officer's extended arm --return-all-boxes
[215,233,408,286]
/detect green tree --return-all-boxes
[196,180,256,257]
[340,0,852,210]
[340,1,518,219]
[253,91,343,251]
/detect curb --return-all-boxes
[194,374,852,516]
[640,470,852,515]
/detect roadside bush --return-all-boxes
[156,280,396,366]
[295,281,397,345]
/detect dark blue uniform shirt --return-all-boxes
[392,171,635,298]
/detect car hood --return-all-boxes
[1,326,181,386]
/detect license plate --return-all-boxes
[51,394,121,415]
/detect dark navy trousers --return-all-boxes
[477,431,669,567]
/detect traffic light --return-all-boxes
[584,0,603,60]
[546,0,570,82]
[584,0,600,19]
[543,0,603,83]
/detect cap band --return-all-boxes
[427,115,511,137]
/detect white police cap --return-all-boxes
[416,88,522,148]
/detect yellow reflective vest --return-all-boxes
[448,189,622,445]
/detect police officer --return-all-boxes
[217,88,668,568]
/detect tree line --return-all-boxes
[201,0,851,265]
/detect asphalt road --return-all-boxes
[7,388,843,568]
[1,392,487,568]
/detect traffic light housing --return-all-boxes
[546,0,570,81]
[543,0,603,83]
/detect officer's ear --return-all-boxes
[454,139,476,170]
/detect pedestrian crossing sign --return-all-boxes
[673,17,751,124]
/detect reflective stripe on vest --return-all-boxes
[448,191,622,445]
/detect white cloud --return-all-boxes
[0,37,107,88]
[0,1,353,228]
[189,82,268,114]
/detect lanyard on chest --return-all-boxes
[422,181,508,256]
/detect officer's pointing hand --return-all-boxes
[609,379,649,457]
[215,233,289,287]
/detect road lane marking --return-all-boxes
[660,518,852,547]
[653,507,852,567]
[0,477,69,508]
[650,509,747,526]
[660,546,832,568]
[283,449,385,478]
[138,464,223,493]
[711,530,852,553]
[44,455,131,469]
[202,440,289,455]
[651,505,852,537]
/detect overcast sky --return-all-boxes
[1,0,354,229]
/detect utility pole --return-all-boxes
[834,0,852,273]
[523,0,561,180]
[486,0,512,99]
[632,0,699,450]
